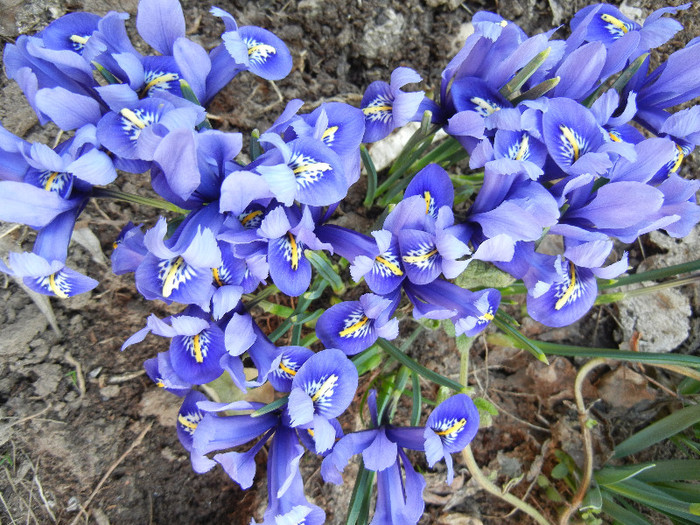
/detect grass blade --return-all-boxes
[613,404,700,458]
[361,144,378,208]
[251,395,289,417]
[376,339,464,392]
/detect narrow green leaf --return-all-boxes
[305,250,345,294]
[352,344,383,375]
[604,478,700,520]
[361,144,378,208]
[582,53,648,108]
[179,80,212,129]
[258,300,295,318]
[299,332,318,347]
[492,333,700,369]
[596,464,657,486]
[251,395,289,417]
[92,61,120,84]
[376,339,464,391]
[411,371,421,426]
[626,460,700,483]
[346,462,375,525]
[250,129,262,161]
[581,481,603,512]
[511,77,560,105]
[500,47,552,99]
[493,311,549,364]
[601,492,653,525]
[614,404,700,458]
[599,258,700,290]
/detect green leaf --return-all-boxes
[621,460,700,483]
[500,47,552,99]
[258,300,295,318]
[511,77,560,105]
[250,129,262,161]
[361,144,378,208]
[456,260,516,290]
[551,462,570,480]
[596,464,658,486]
[251,395,289,417]
[601,492,653,525]
[305,250,345,294]
[352,344,383,376]
[599,258,700,290]
[603,478,700,521]
[346,463,375,525]
[493,334,700,369]
[614,404,700,458]
[493,311,549,364]
[376,339,464,392]
[583,53,649,108]
[299,332,318,347]
[411,371,422,426]
[92,61,120,84]
[581,482,603,512]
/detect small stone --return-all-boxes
[99,385,121,400]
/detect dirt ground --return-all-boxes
[0,0,698,524]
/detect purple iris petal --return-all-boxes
[35,87,102,131]
[223,25,292,81]
[169,320,226,385]
[527,257,597,328]
[136,0,185,55]
[371,450,426,525]
[268,346,314,392]
[176,391,216,473]
[398,229,442,285]
[404,163,454,218]
[290,348,358,421]
[262,426,326,525]
[0,181,76,228]
[143,350,191,397]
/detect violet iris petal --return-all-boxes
[316,293,399,355]
[424,394,480,484]
[289,348,359,424]
[136,0,186,56]
[176,391,216,474]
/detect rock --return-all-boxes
[32,363,63,397]
[359,8,405,63]
[438,514,484,525]
[99,385,121,400]
[618,285,691,352]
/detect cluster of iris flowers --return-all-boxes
[1,0,699,522]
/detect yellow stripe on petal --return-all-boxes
[436,418,466,436]
[241,210,263,226]
[49,273,69,299]
[279,361,298,376]
[560,125,580,162]
[363,105,392,115]
[375,256,403,276]
[601,13,629,34]
[70,35,89,45]
[177,414,198,430]
[120,108,147,129]
[192,334,204,364]
[144,73,179,93]
[403,248,438,264]
[671,144,684,173]
[555,261,577,311]
[288,233,299,271]
[162,257,184,298]
[311,374,339,402]
[339,315,369,337]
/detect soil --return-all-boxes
[0,1,698,524]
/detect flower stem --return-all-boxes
[459,346,553,525]
[462,445,553,525]
[559,358,609,525]
[92,188,189,214]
